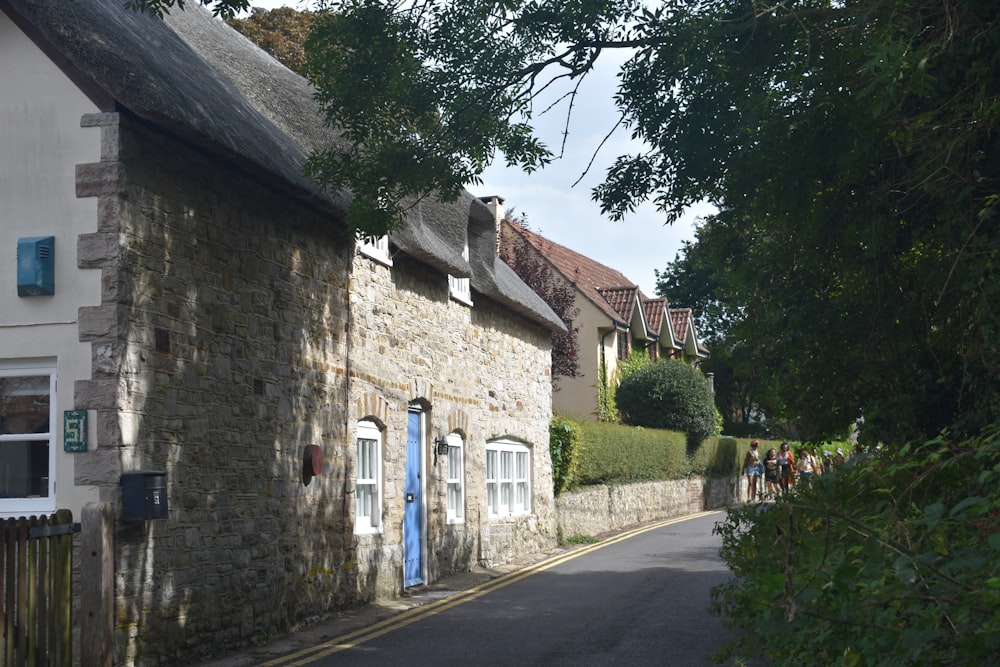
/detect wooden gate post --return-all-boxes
[80,502,114,666]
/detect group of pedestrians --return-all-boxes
[743,440,844,502]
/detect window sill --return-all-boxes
[449,291,473,307]
[358,246,393,267]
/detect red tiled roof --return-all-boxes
[597,286,638,321]
[642,297,673,347]
[670,307,709,357]
[671,308,692,344]
[505,221,639,325]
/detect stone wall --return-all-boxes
[74,113,556,666]
[555,476,742,538]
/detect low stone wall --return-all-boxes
[555,476,742,538]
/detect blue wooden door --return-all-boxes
[404,410,423,587]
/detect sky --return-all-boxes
[241,1,712,296]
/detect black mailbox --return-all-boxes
[121,471,168,521]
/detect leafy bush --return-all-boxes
[566,421,744,486]
[711,426,1000,666]
[598,350,651,424]
[597,361,620,423]
[574,420,688,485]
[688,436,741,477]
[549,416,582,496]
[617,349,652,384]
[615,360,718,448]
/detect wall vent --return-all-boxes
[17,236,55,297]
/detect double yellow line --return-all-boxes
[260,511,721,666]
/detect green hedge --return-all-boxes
[547,418,859,490]
[559,418,743,487]
[712,427,1000,665]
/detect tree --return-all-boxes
[227,7,315,76]
[655,224,776,436]
[498,214,581,385]
[130,0,1000,444]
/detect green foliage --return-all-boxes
[226,7,315,76]
[597,360,620,424]
[126,0,248,19]
[300,0,558,235]
[137,0,1000,442]
[644,0,1000,444]
[573,420,740,485]
[688,436,740,478]
[549,416,582,497]
[574,420,688,485]
[597,350,650,424]
[562,533,600,545]
[711,425,1000,666]
[617,349,652,384]
[657,239,778,437]
[615,360,718,448]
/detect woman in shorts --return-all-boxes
[743,440,762,502]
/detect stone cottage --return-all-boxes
[0,2,564,664]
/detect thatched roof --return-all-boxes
[3,0,564,331]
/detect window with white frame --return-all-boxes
[0,365,56,516]
[354,421,383,534]
[485,440,531,517]
[357,234,392,266]
[445,432,464,523]
[448,242,472,305]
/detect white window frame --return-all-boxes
[445,432,464,524]
[0,364,57,517]
[485,440,531,518]
[354,420,383,534]
[448,242,472,305]
[357,234,392,266]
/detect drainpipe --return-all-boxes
[599,328,613,394]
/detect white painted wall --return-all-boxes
[1,12,103,517]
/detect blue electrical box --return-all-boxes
[17,236,55,297]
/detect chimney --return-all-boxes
[480,195,505,252]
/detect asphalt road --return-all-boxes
[267,511,736,666]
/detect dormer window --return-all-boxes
[357,234,392,266]
[449,242,472,305]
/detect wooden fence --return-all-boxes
[1,510,76,666]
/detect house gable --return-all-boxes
[671,307,709,362]
[499,219,708,419]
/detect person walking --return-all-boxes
[811,449,823,477]
[777,442,795,493]
[796,448,816,487]
[743,440,762,502]
[763,448,781,498]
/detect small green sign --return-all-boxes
[64,409,87,452]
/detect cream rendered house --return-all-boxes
[499,220,708,419]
